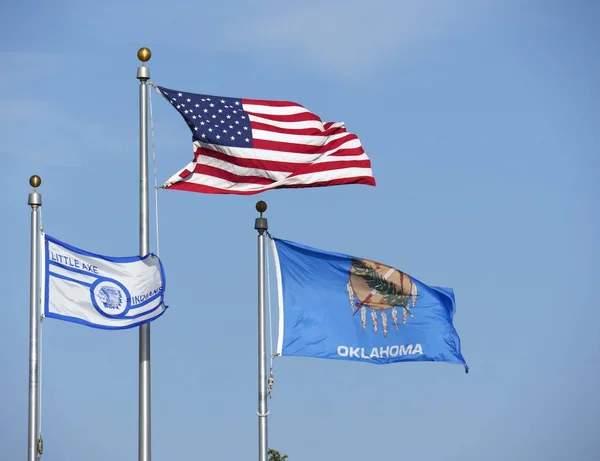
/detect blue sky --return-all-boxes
[1,1,599,460]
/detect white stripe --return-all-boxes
[252,129,355,146]
[195,155,287,179]
[270,237,285,356]
[48,264,97,285]
[242,103,311,116]
[249,115,344,132]
[196,139,363,162]
[193,152,372,180]
[126,296,164,317]
[171,167,374,193]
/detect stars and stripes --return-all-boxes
[155,85,376,195]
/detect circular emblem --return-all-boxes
[347,258,418,337]
[349,259,414,311]
[91,278,131,318]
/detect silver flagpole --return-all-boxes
[136,47,152,461]
[27,175,42,461]
[255,201,269,461]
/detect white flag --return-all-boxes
[42,233,167,329]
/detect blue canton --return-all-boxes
[157,86,254,148]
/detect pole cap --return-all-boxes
[29,175,41,189]
[256,200,267,214]
[137,47,152,62]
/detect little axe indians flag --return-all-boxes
[42,234,167,330]
[154,84,376,195]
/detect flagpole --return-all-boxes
[255,200,269,461]
[137,47,152,461]
[27,175,42,461]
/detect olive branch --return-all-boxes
[350,258,413,316]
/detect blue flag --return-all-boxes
[271,238,468,371]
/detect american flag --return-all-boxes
[155,85,376,195]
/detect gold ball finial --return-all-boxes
[29,175,41,188]
[256,201,267,214]
[137,47,152,62]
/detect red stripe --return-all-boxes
[329,147,367,157]
[195,147,297,172]
[191,164,275,185]
[289,159,373,176]
[165,176,376,195]
[279,176,376,188]
[253,133,360,154]
[250,121,347,137]
[244,110,322,123]
[195,147,371,174]
[176,168,193,180]
[242,98,304,108]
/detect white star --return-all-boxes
[237,131,241,135]
[243,126,248,130]
[189,109,194,113]
[209,103,214,107]
[201,134,206,138]
[208,128,213,132]
[201,98,206,102]
[226,115,231,119]
[235,121,239,125]
[192,116,196,119]
[176,105,181,109]
[204,109,208,113]
[212,115,217,118]
[178,93,182,97]
[235,101,240,105]
[181,104,185,107]
[218,109,223,113]
[241,115,245,119]
[216,134,220,139]
[187,98,191,102]
[229,125,233,129]
[220,120,225,124]
[206,98,211,101]
[195,104,200,108]
[200,121,205,125]
[220,99,225,103]
[245,138,250,142]
[184,110,188,114]
[194,127,198,131]
[231,136,235,140]
[223,129,227,133]
[233,110,237,114]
